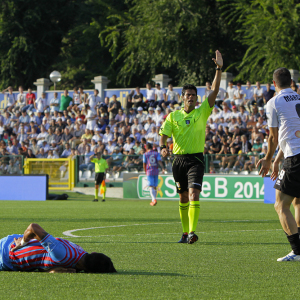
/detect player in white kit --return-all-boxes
[257,68,300,261]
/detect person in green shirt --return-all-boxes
[159,50,223,244]
[90,152,109,202]
[60,90,73,112]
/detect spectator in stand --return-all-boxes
[47,149,58,159]
[98,118,107,134]
[125,90,134,113]
[79,145,94,172]
[136,107,147,124]
[228,116,238,133]
[19,110,30,125]
[244,81,254,111]
[127,107,136,123]
[72,87,80,111]
[61,127,73,147]
[61,142,71,158]
[132,87,145,110]
[205,81,213,98]
[36,125,48,147]
[36,147,47,158]
[84,104,97,131]
[15,86,26,112]
[28,127,38,145]
[131,118,143,133]
[253,81,264,107]
[105,140,115,155]
[108,95,121,119]
[2,86,16,113]
[243,152,256,172]
[262,83,275,105]
[207,118,217,132]
[146,126,160,145]
[240,135,251,154]
[78,87,88,105]
[256,116,267,135]
[219,102,232,122]
[208,136,221,156]
[166,84,179,105]
[123,137,134,152]
[6,140,17,155]
[146,83,156,108]
[60,90,73,112]
[290,80,300,94]
[153,107,164,126]
[233,83,244,107]
[34,92,46,113]
[65,119,74,133]
[257,107,267,121]
[88,89,101,112]
[115,109,126,125]
[54,128,63,146]
[3,112,11,127]
[63,110,71,123]
[215,87,226,108]
[23,88,36,112]
[224,81,236,107]
[251,137,262,155]
[30,139,39,155]
[133,140,142,155]
[155,83,168,109]
[210,107,220,123]
[102,126,113,144]
[144,117,155,133]
[27,148,36,159]
[231,105,240,119]
[238,105,249,123]
[251,126,264,145]
[236,116,247,134]
[77,138,88,155]
[92,128,103,143]
[49,141,59,157]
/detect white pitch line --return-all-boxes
[62,221,281,238]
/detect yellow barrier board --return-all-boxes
[24,158,75,190]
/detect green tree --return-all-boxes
[0,0,78,89]
[99,0,244,86]
[221,0,300,82]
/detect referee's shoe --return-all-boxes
[187,232,198,244]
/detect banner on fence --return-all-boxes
[123,173,265,201]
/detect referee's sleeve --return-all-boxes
[159,113,172,137]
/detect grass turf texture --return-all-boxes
[0,192,298,299]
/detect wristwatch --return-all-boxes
[216,67,222,71]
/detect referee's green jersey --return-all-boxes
[159,98,213,154]
[91,158,109,173]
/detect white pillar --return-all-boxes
[289,69,299,83]
[220,72,233,90]
[91,76,111,100]
[152,74,172,88]
[33,78,52,99]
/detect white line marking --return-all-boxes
[62,220,281,238]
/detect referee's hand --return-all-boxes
[257,157,271,177]
[161,148,169,157]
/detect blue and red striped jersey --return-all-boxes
[143,150,161,176]
[0,234,87,271]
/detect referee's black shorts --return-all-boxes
[172,152,204,193]
[274,153,300,198]
[95,172,105,185]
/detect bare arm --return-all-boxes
[256,127,278,177]
[208,50,223,108]
[270,148,284,180]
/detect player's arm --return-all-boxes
[270,148,284,181]
[208,50,223,108]
[256,127,278,177]
[11,223,48,252]
[89,154,95,161]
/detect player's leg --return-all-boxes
[93,173,103,202]
[292,198,300,233]
[186,158,204,244]
[275,190,300,261]
[172,156,189,242]
[148,175,158,206]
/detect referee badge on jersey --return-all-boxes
[185,120,190,125]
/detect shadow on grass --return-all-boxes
[117,270,190,277]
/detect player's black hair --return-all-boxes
[273,68,291,88]
[146,143,153,150]
[84,253,117,273]
[181,84,197,96]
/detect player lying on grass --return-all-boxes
[0,223,117,273]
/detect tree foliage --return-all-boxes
[99,0,244,86]
[220,0,300,82]
[0,0,77,89]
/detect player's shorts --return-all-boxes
[147,175,158,187]
[274,153,300,198]
[172,152,205,193]
[95,172,105,185]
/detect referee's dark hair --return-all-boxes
[182,84,197,96]
[146,143,153,150]
[273,68,291,88]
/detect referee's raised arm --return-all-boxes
[207,50,223,108]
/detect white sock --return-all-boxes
[150,187,157,201]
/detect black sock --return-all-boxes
[287,233,300,255]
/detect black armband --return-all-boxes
[216,67,222,71]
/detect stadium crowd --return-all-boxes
[0,80,297,177]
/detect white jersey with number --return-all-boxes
[266,88,300,158]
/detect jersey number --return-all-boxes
[149,154,157,164]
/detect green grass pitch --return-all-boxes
[0,193,299,299]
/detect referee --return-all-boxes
[90,151,109,202]
[159,50,223,244]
